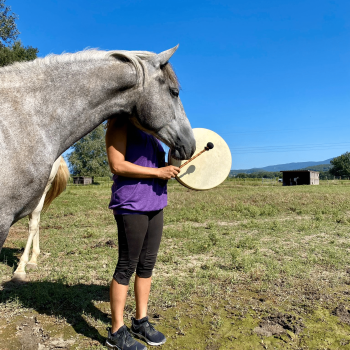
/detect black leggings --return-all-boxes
[113,210,163,285]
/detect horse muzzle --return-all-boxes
[156,119,196,160]
[170,139,196,160]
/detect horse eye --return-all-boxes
[170,88,179,97]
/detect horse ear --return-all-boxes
[150,45,179,68]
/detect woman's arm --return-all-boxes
[105,119,180,180]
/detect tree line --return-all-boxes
[232,171,282,179]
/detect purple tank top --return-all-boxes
[109,124,167,214]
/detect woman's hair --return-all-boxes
[105,116,128,130]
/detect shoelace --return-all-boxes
[145,321,157,334]
[107,327,134,346]
[123,328,135,345]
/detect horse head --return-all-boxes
[131,46,196,160]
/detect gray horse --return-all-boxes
[0,46,196,251]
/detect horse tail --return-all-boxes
[43,157,70,212]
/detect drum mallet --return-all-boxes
[179,142,214,169]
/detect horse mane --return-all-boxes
[0,49,179,89]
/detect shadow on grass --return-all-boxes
[0,247,21,269]
[1,280,110,344]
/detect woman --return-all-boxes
[105,117,180,350]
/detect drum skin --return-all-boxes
[169,128,232,190]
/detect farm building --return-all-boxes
[72,176,94,185]
[280,170,319,186]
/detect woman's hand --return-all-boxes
[157,166,180,180]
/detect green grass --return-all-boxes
[1,181,350,349]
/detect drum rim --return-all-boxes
[168,128,232,191]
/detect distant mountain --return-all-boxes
[230,158,333,175]
[298,163,332,172]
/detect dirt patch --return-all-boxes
[205,344,220,350]
[92,239,117,248]
[253,322,285,337]
[332,304,350,325]
[16,317,49,349]
[40,225,63,230]
[301,283,322,301]
[16,316,75,350]
[105,239,117,247]
[253,312,304,337]
[7,227,28,241]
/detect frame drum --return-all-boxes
[168,128,232,190]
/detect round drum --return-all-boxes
[169,128,232,190]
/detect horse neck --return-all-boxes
[12,59,138,157]
[53,60,139,156]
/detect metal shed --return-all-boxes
[280,170,319,186]
[72,176,94,185]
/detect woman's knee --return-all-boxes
[136,260,156,278]
[113,261,138,285]
[135,269,153,279]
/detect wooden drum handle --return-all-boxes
[179,142,214,169]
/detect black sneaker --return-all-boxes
[106,325,147,350]
[130,316,166,346]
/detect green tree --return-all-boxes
[0,0,19,46]
[68,124,111,177]
[319,170,331,180]
[329,152,350,177]
[0,1,38,67]
[0,40,38,67]
[236,173,248,178]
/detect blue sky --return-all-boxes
[12,0,350,169]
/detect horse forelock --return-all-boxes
[0,48,179,89]
[162,62,180,89]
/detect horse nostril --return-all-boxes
[171,148,181,160]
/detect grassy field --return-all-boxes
[1,180,350,349]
